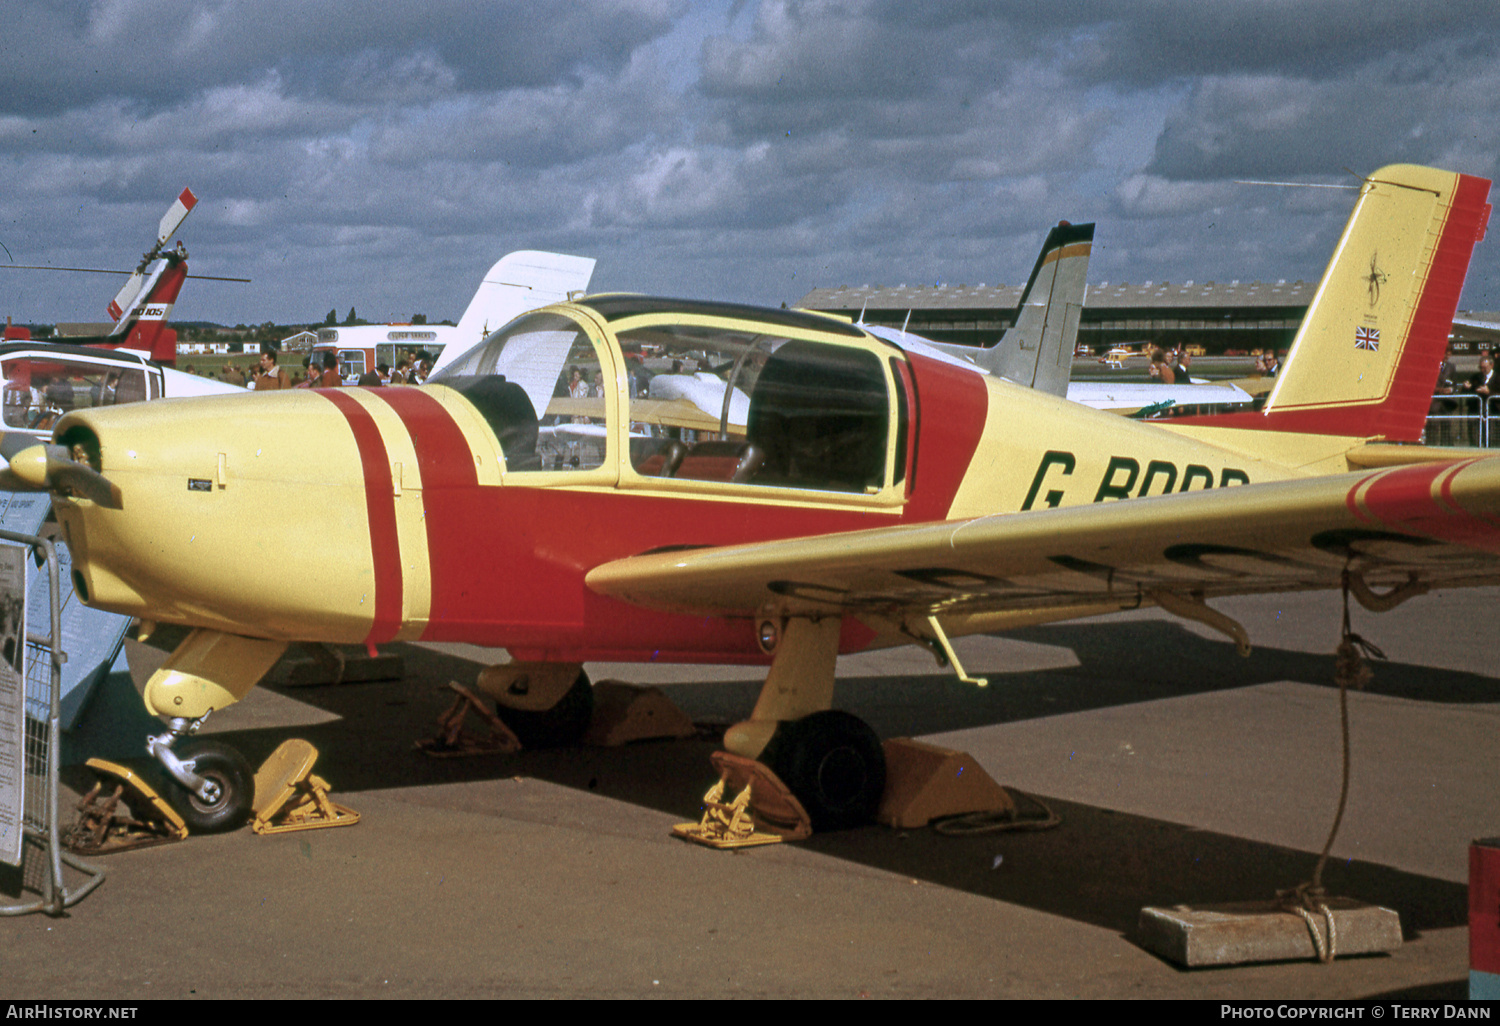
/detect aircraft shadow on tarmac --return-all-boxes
[112,623,1473,955]
[844,618,1500,741]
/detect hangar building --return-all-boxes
[794,279,1315,355]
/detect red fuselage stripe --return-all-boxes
[369,387,479,489]
[366,386,480,633]
[321,389,404,645]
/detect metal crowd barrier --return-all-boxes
[1423,393,1489,448]
[0,528,104,915]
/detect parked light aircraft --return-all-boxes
[10,164,1496,836]
[311,252,596,383]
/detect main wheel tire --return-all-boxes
[495,670,594,748]
[163,739,255,834]
[762,710,886,832]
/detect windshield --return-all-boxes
[433,312,609,473]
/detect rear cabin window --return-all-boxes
[434,313,610,473]
[617,323,891,493]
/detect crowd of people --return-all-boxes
[1143,345,1281,386]
[184,347,436,390]
[1145,346,1193,384]
[1429,344,1500,445]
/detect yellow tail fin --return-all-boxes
[1189,165,1490,440]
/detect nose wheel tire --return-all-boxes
[494,670,594,748]
[163,739,255,834]
[762,710,886,832]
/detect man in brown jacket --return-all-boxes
[256,347,290,390]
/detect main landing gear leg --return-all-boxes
[724,617,886,831]
[141,629,288,833]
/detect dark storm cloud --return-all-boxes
[1078,0,1500,86]
[0,0,681,114]
[1147,46,1500,181]
[1,0,1497,322]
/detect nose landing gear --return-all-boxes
[147,715,254,834]
[161,739,254,833]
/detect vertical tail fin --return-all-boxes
[1188,165,1491,439]
[434,250,596,374]
[107,188,196,323]
[919,222,1093,397]
[976,221,1093,395]
[106,254,187,364]
[102,188,198,365]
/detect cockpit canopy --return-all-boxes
[432,299,908,495]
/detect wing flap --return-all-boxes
[586,457,1500,619]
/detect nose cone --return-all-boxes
[54,389,394,641]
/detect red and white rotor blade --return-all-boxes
[108,273,144,321]
[157,187,197,247]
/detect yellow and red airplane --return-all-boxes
[9,163,1496,834]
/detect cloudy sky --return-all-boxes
[2,0,1499,327]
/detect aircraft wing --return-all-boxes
[586,457,1500,626]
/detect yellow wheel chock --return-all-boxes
[64,758,189,855]
[250,739,360,835]
[416,681,523,757]
[672,751,812,849]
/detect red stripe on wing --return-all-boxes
[1352,459,1500,552]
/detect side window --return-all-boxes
[339,350,366,381]
[618,323,890,493]
[433,313,610,473]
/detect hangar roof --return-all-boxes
[796,279,1317,313]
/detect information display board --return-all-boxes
[25,540,133,730]
[0,543,27,867]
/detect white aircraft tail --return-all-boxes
[433,251,596,373]
[925,222,1093,396]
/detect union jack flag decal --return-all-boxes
[1355,326,1380,351]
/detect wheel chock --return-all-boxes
[876,738,1015,829]
[63,758,188,855]
[583,681,696,746]
[282,642,405,687]
[416,681,523,757]
[672,751,812,848]
[250,739,360,835]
